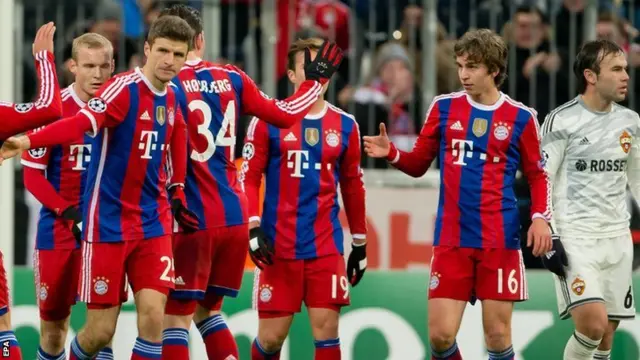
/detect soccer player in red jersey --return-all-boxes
[0,22,62,141]
[364,29,553,360]
[0,21,62,360]
[157,6,343,360]
[1,16,197,360]
[242,38,367,360]
[21,33,116,360]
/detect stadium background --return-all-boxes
[3,0,640,358]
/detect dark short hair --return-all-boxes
[573,39,624,93]
[513,5,548,25]
[146,15,194,51]
[159,4,203,46]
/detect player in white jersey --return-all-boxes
[541,39,637,360]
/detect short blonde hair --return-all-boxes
[287,37,324,71]
[71,33,114,61]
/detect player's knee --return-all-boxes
[573,306,608,341]
[483,321,510,350]
[40,328,66,352]
[428,327,457,351]
[138,303,166,332]
[310,310,339,339]
[85,320,117,347]
[575,318,607,341]
[258,332,287,353]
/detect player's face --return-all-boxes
[70,46,114,97]
[288,49,330,94]
[144,38,189,83]
[594,51,629,103]
[456,54,498,97]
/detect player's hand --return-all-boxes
[363,123,391,158]
[169,186,200,232]
[527,217,552,257]
[61,206,83,244]
[541,233,569,278]
[32,22,56,56]
[0,136,30,165]
[304,40,344,84]
[347,242,367,286]
[249,226,275,269]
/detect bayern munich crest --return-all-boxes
[325,129,340,147]
[493,122,511,141]
[259,284,273,303]
[168,107,175,126]
[38,283,49,301]
[93,276,109,295]
[429,272,441,290]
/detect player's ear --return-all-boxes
[144,41,151,58]
[66,58,77,76]
[110,59,115,74]
[195,32,205,51]
[584,68,597,85]
[287,69,296,84]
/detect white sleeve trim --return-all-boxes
[352,234,367,240]
[80,109,99,138]
[390,150,400,164]
[249,216,261,223]
[21,159,47,170]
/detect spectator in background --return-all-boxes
[351,42,422,169]
[61,0,142,85]
[505,5,564,118]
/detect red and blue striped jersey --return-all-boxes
[242,102,367,259]
[171,59,324,231]
[387,92,551,250]
[77,68,187,242]
[21,85,90,250]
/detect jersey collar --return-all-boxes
[465,91,505,111]
[135,67,167,96]
[68,84,86,107]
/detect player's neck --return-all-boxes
[580,91,613,113]
[467,88,501,106]
[187,50,202,62]
[72,82,91,103]
[141,66,167,93]
[308,98,326,116]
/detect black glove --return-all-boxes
[249,227,275,270]
[304,40,344,84]
[347,242,367,286]
[61,206,82,244]
[541,234,569,277]
[169,186,199,232]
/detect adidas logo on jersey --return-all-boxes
[579,137,590,145]
[450,121,463,131]
[140,111,151,121]
[284,132,297,142]
[174,276,185,285]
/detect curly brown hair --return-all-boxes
[454,29,508,87]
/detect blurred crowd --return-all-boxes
[13,0,640,268]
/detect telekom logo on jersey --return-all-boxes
[287,150,332,178]
[68,144,92,171]
[451,139,501,166]
[138,130,169,159]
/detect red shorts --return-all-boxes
[170,224,248,301]
[34,248,81,321]
[0,252,7,316]
[79,235,174,306]
[254,254,350,318]
[428,246,528,302]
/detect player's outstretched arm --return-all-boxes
[519,112,553,256]
[0,22,62,139]
[339,119,368,286]
[363,108,439,178]
[239,41,344,128]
